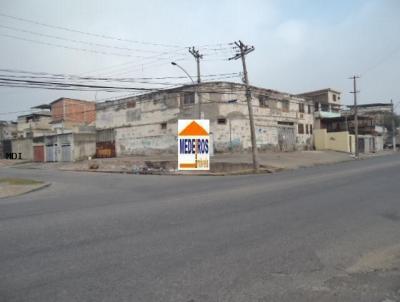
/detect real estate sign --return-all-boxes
[178,119,210,170]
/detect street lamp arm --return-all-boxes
[171,62,195,85]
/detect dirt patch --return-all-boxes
[347,244,400,273]
[0,178,43,185]
[0,178,50,199]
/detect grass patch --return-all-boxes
[0,178,43,185]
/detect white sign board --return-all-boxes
[178,119,210,170]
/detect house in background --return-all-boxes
[314,115,384,153]
[343,103,393,145]
[0,121,17,158]
[297,88,342,130]
[32,98,96,162]
[16,111,53,138]
[10,97,97,162]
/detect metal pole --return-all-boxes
[189,47,203,119]
[392,99,396,151]
[230,41,259,172]
[350,75,360,158]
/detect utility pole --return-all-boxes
[189,47,203,119]
[391,99,396,152]
[350,75,360,158]
[229,40,259,172]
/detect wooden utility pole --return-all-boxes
[350,75,360,158]
[391,99,396,151]
[229,40,259,172]
[189,47,203,119]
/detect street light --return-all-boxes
[171,62,202,119]
[171,62,195,84]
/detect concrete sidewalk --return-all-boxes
[57,150,379,174]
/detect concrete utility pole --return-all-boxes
[350,75,360,158]
[189,47,203,119]
[229,40,259,172]
[391,99,396,152]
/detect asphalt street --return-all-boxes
[1,154,400,301]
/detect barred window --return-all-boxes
[298,123,304,134]
[183,93,195,105]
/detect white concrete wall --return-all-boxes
[11,138,33,160]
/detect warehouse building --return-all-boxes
[96,81,314,156]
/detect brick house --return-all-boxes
[50,98,96,133]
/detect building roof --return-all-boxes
[320,115,372,122]
[347,103,392,108]
[17,111,52,119]
[49,97,95,105]
[97,81,308,109]
[31,104,51,110]
[297,88,341,96]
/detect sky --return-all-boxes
[0,0,399,120]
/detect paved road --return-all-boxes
[1,155,400,302]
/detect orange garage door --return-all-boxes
[33,145,44,162]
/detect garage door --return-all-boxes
[61,144,71,162]
[46,145,56,162]
[33,145,44,162]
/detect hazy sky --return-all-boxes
[1,0,399,120]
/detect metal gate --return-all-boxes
[278,127,295,151]
[96,129,116,158]
[61,144,71,162]
[358,138,365,153]
[46,145,56,162]
[1,139,11,158]
[33,145,44,162]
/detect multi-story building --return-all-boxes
[344,103,392,125]
[49,98,96,133]
[95,81,314,157]
[16,111,53,138]
[297,88,342,129]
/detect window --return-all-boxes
[277,121,294,126]
[308,105,311,114]
[126,101,136,108]
[333,94,337,102]
[282,100,289,112]
[258,96,269,108]
[310,125,313,135]
[161,122,167,130]
[183,93,195,105]
[217,118,227,125]
[315,102,319,111]
[306,124,309,134]
[299,103,305,113]
[298,123,304,134]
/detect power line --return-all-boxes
[0,33,144,58]
[0,24,175,55]
[0,68,240,81]
[0,11,183,48]
[0,33,188,59]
